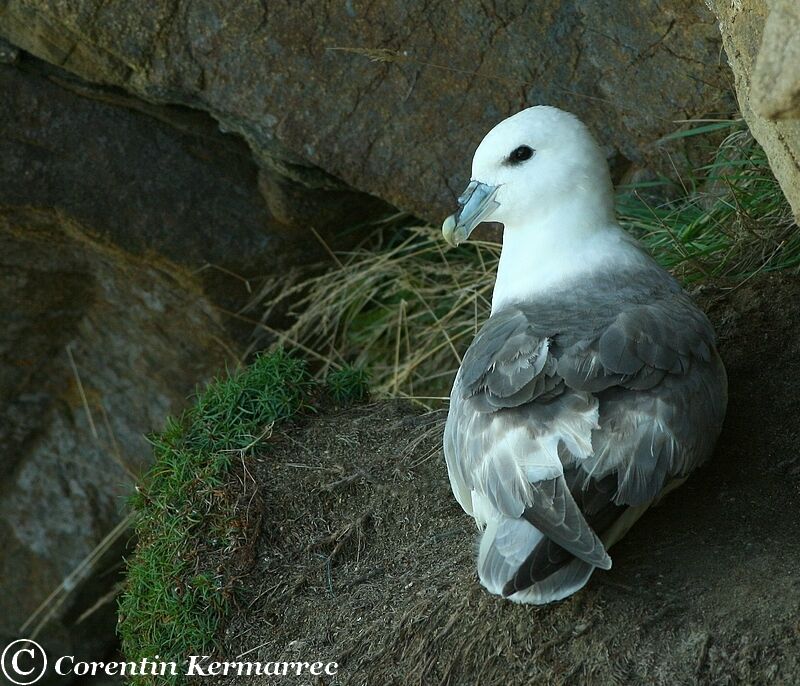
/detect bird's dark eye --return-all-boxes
[508,145,534,164]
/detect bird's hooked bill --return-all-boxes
[442,180,500,246]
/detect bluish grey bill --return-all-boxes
[442,180,500,246]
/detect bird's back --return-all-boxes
[444,265,726,603]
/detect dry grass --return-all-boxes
[250,223,501,402]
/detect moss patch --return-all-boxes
[325,366,370,404]
[118,350,314,685]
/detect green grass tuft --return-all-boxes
[617,121,800,281]
[326,365,371,404]
[118,350,312,685]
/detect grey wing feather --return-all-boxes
[458,307,561,410]
[522,476,611,569]
[555,291,726,504]
[559,293,715,391]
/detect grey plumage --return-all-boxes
[441,105,727,604]
[444,266,727,602]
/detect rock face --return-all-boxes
[0,205,232,662]
[707,0,800,220]
[0,56,386,659]
[751,0,800,120]
[0,0,732,223]
[1,58,388,311]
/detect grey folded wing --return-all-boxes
[523,476,611,570]
[448,285,726,547]
[555,292,727,503]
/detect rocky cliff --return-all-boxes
[0,0,797,670]
[1,0,733,222]
[706,0,800,220]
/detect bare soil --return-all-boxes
[204,274,800,686]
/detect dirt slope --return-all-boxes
[206,274,800,686]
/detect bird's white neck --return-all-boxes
[491,196,644,314]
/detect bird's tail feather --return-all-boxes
[506,558,595,604]
[477,516,597,604]
[477,517,542,596]
[477,476,690,605]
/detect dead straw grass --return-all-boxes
[250,224,501,404]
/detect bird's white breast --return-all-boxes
[492,218,648,314]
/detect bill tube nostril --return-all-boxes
[441,180,500,246]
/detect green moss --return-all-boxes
[118,350,313,685]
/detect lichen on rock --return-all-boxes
[707,0,800,221]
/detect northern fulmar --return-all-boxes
[442,106,727,604]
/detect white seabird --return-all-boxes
[442,106,727,604]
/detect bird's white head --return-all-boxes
[442,106,616,246]
[442,106,646,312]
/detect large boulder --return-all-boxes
[0,55,385,659]
[751,0,800,120]
[0,0,732,223]
[0,204,232,661]
[707,0,800,220]
[1,57,387,313]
